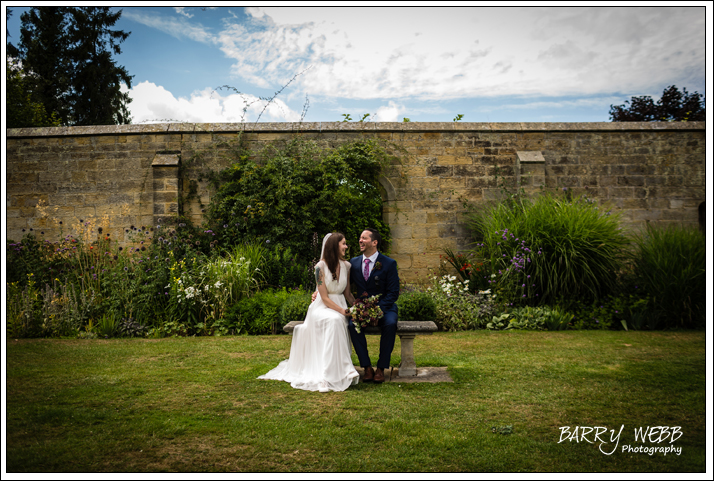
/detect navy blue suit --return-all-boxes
[348,253,400,369]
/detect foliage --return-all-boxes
[453,114,464,122]
[468,190,629,306]
[6,59,61,128]
[426,274,497,331]
[565,293,654,331]
[543,307,574,331]
[96,312,118,338]
[17,6,133,126]
[207,138,393,261]
[441,248,492,293]
[117,317,149,338]
[6,277,89,338]
[486,306,575,331]
[261,244,315,290]
[629,224,706,329]
[223,288,299,335]
[279,291,312,325]
[609,85,706,122]
[396,291,437,322]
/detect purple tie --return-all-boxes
[363,258,370,281]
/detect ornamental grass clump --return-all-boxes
[630,223,705,329]
[469,191,629,305]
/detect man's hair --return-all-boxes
[365,228,381,251]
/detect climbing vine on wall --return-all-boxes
[205,137,399,260]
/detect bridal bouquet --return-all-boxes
[349,293,383,334]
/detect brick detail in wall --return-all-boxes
[151,152,180,225]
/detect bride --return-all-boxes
[258,233,359,392]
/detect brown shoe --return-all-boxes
[374,368,385,383]
[363,366,375,383]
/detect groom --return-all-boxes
[348,228,400,384]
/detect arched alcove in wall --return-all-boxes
[378,176,397,203]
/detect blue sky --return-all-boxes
[5,5,709,124]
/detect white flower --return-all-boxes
[491,274,496,278]
[215,281,222,288]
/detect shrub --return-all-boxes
[469,190,629,305]
[630,224,705,329]
[426,274,497,331]
[397,291,437,322]
[279,290,313,325]
[223,288,296,335]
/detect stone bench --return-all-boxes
[283,320,438,376]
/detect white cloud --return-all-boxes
[212,6,703,100]
[123,10,216,44]
[125,81,301,124]
[174,7,193,19]
[374,101,401,122]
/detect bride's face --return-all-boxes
[339,238,348,257]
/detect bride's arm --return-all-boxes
[343,263,355,306]
[315,264,350,317]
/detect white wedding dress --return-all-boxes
[258,259,359,392]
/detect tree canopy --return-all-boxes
[609,85,705,122]
[9,6,133,128]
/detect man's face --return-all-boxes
[359,230,376,253]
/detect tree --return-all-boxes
[6,59,61,128]
[609,85,705,122]
[67,7,133,125]
[16,6,133,126]
[18,7,73,125]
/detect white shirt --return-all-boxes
[362,251,379,279]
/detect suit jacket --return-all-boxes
[350,253,400,314]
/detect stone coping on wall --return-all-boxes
[7,121,705,138]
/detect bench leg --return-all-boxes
[397,333,417,376]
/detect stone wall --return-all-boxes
[6,122,705,282]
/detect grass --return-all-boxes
[6,331,706,473]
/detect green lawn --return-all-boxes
[5,331,706,472]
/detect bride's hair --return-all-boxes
[322,232,345,280]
